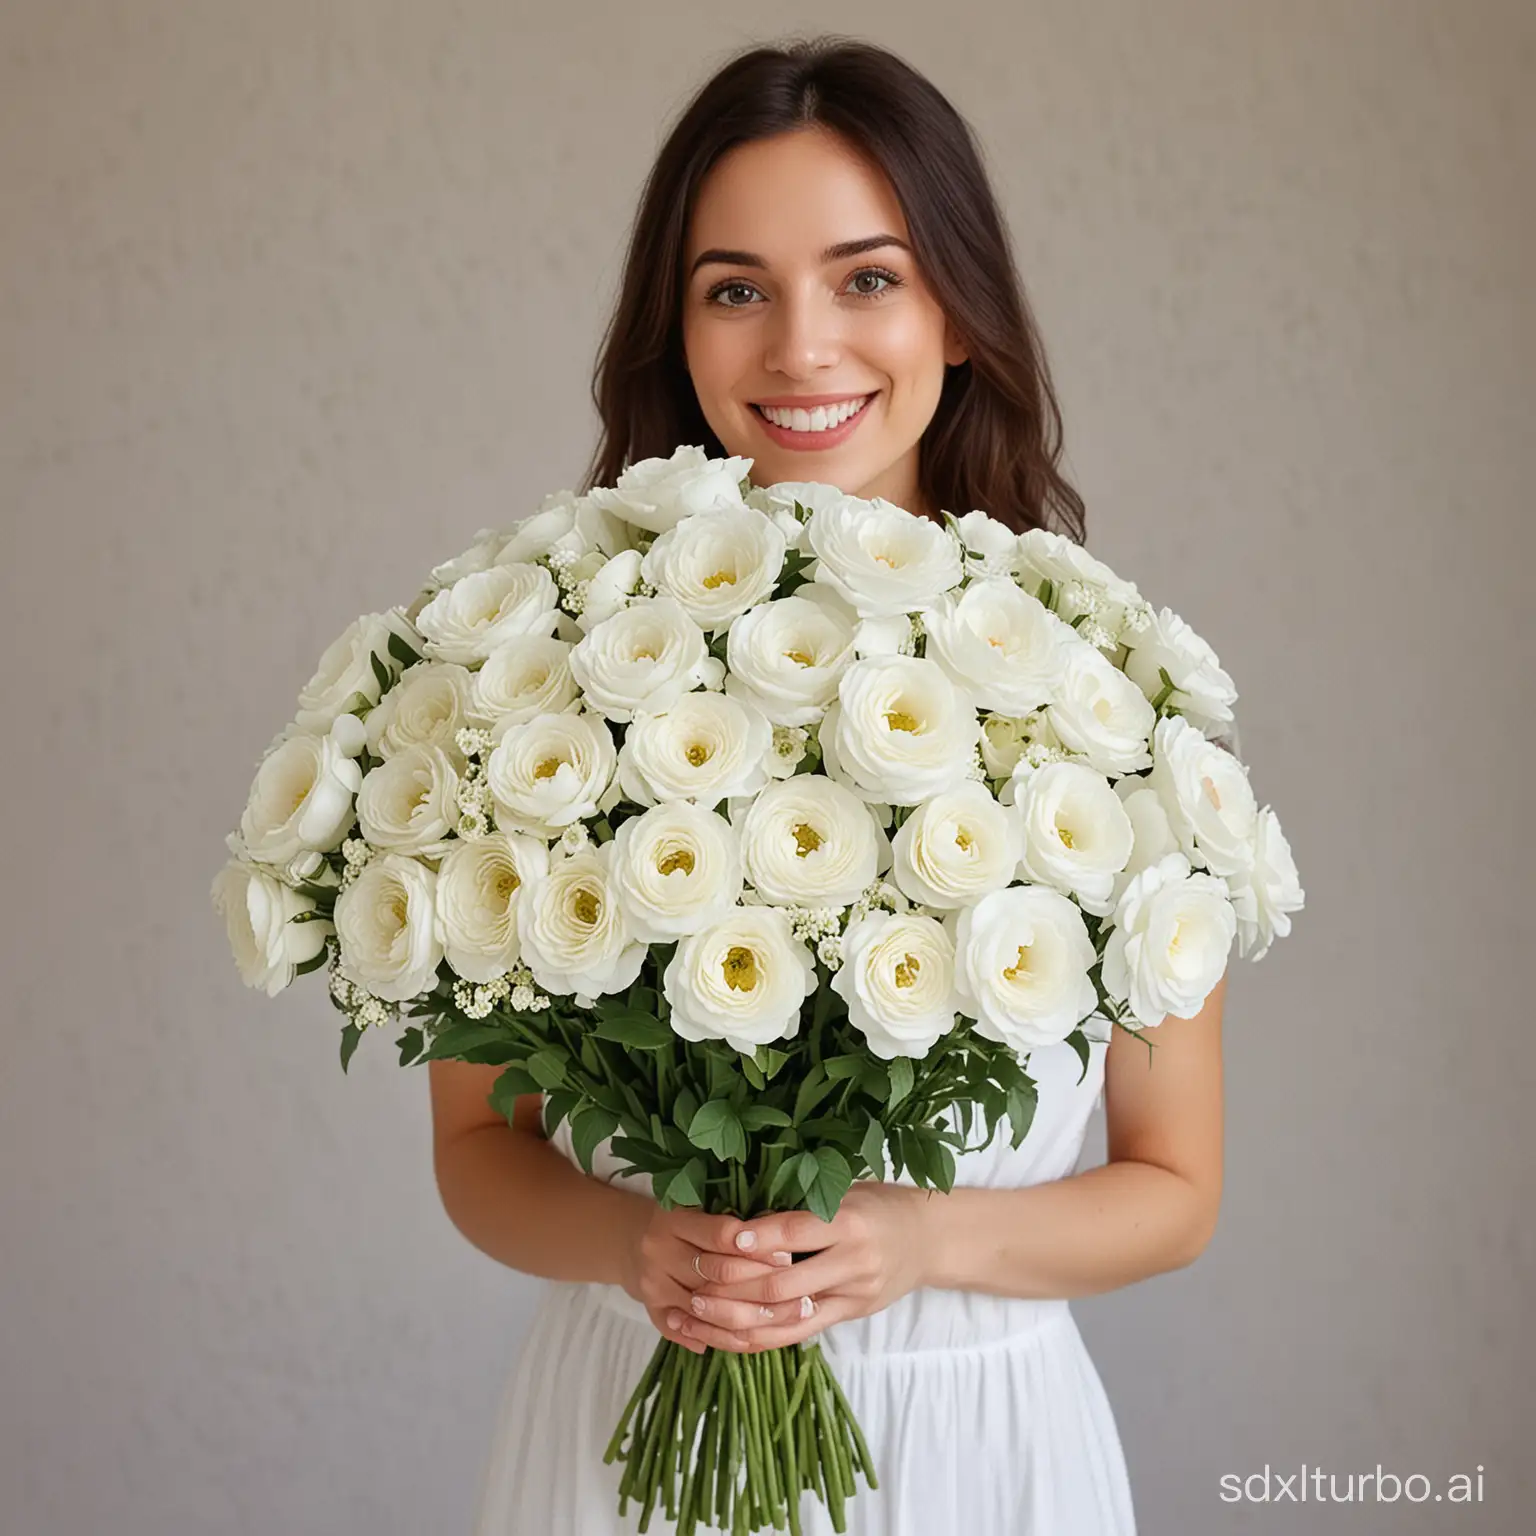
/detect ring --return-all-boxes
[692,1251,706,1280]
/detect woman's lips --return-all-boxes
[750,393,876,451]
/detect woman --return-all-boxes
[430,35,1225,1535]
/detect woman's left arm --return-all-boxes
[685,971,1225,1351]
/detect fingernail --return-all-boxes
[800,1295,816,1319]
[772,1250,793,1267]
[759,1305,774,1320]
[690,1295,707,1316]
[667,1310,685,1329]
[735,1231,757,1251]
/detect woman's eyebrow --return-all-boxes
[688,234,911,278]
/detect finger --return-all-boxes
[649,1305,707,1355]
[686,1291,796,1333]
[728,1210,842,1260]
[676,1248,782,1289]
[741,1293,851,1352]
[698,1250,854,1307]
[665,1307,753,1353]
[670,1208,765,1257]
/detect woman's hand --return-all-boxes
[689,1182,934,1351]
[617,1203,792,1355]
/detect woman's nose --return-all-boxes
[761,290,842,378]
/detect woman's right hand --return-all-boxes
[618,1204,791,1355]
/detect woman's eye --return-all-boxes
[704,267,904,309]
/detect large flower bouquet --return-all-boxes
[212,446,1303,1534]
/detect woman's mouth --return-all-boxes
[749,392,876,450]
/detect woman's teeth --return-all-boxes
[754,396,871,432]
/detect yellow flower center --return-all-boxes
[702,568,736,589]
[685,742,711,767]
[885,710,919,733]
[656,848,695,877]
[954,827,973,851]
[533,756,562,780]
[793,823,822,857]
[784,649,814,667]
[572,890,600,926]
[722,945,758,991]
[894,953,922,988]
[1056,818,1076,849]
[1002,944,1033,982]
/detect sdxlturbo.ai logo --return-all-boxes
[1220,1464,1485,1504]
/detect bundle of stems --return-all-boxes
[604,1334,877,1535]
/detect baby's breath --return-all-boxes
[815,934,844,970]
[785,905,842,944]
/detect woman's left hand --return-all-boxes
[683,1181,934,1352]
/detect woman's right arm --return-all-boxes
[427,1059,784,1351]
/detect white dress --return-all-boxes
[472,1034,1137,1534]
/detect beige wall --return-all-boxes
[2,3,1530,1532]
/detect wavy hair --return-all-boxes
[578,34,1087,542]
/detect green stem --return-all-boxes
[770,1345,802,1536]
[825,1362,877,1491]
[604,1334,667,1465]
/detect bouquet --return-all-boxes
[212,446,1303,1533]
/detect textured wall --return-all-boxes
[1,3,1530,1533]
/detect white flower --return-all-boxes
[953,884,1099,1050]
[496,488,629,566]
[663,906,816,1053]
[332,852,444,1002]
[1045,640,1157,776]
[766,724,810,778]
[724,593,857,726]
[428,528,507,591]
[587,444,755,535]
[434,831,550,982]
[953,509,1020,576]
[890,781,1021,910]
[210,861,331,997]
[576,549,645,633]
[365,661,477,768]
[609,801,744,941]
[355,743,461,859]
[640,504,787,633]
[979,714,1032,778]
[737,775,887,908]
[486,710,617,837]
[294,609,421,733]
[1015,528,1143,628]
[240,729,361,865]
[805,493,962,618]
[821,655,980,806]
[920,578,1073,715]
[617,692,773,809]
[518,844,645,998]
[1103,851,1236,1027]
[470,636,580,742]
[1225,806,1304,960]
[568,597,720,723]
[1147,714,1258,878]
[414,563,561,666]
[1012,760,1135,916]
[745,479,847,548]
[1109,774,1183,907]
[1121,606,1239,735]
[832,910,958,1059]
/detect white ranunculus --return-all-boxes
[920,578,1074,715]
[486,710,617,837]
[210,861,331,997]
[979,714,1032,778]
[568,597,722,723]
[428,528,507,592]
[617,692,773,809]
[746,480,849,549]
[640,504,787,633]
[1225,806,1304,960]
[953,509,1020,577]
[737,775,887,908]
[434,830,550,982]
[1045,640,1157,776]
[663,906,816,1054]
[1110,774,1183,907]
[333,852,443,1002]
[355,742,461,860]
[1012,759,1135,916]
[576,549,645,633]
[587,445,755,535]
[890,781,1022,910]
[240,728,362,865]
[609,801,744,941]
[805,494,963,618]
[1103,851,1235,1027]
[471,636,580,741]
[517,844,645,999]
[294,609,422,733]
[1015,528,1144,628]
[365,661,477,768]
[1121,606,1239,736]
[821,655,980,806]
[1147,714,1258,878]
[496,487,629,566]
[724,593,857,726]
[414,563,561,667]
[953,884,1099,1050]
[832,910,959,1059]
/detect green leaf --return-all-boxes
[421,1023,513,1061]
[795,1151,821,1196]
[740,1054,767,1091]
[687,1100,748,1163]
[369,650,393,696]
[754,1046,792,1081]
[931,1139,957,1191]
[804,1147,854,1223]
[886,1056,915,1111]
[793,1065,834,1124]
[739,1105,793,1131]
[672,1087,701,1136]
[294,948,330,978]
[858,1060,891,1099]
[386,631,423,668]
[593,1012,672,1049]
[541,1089,580,1137]
[666,1157,706,1208]
[860,1116,886,1178]
[396,1026,424,1066]
[822,1055,865,1082]
[527,1047,570,1090]
[1065,1027,1091,1086]
[339,1023,365,1073]
[768,1155,803,1205]
[570,1107,620,1175]
[488,1067,541,1120]
[608,1137,677,1174]
[1006,1081,1039,1149]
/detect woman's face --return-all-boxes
[680,126,967,519]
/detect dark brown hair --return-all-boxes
[578,34,1086,543]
